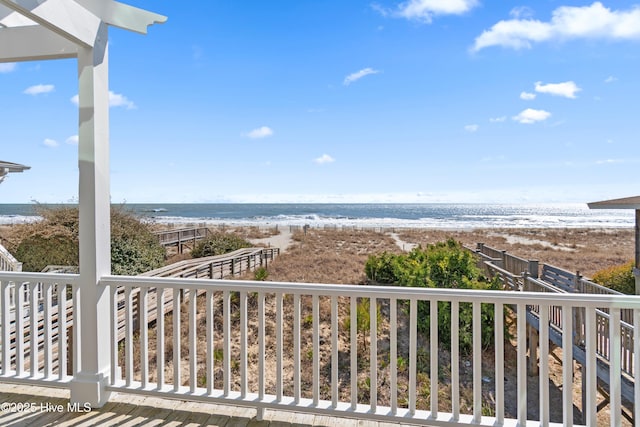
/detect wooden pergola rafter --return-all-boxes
[0,0,165,407]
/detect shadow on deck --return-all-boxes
[0,384,421,427]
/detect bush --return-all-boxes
[364,251,400,284]
[365,239,501,353]
[592,260,635,295]
[14,205,165,275]
[191,232,252,258]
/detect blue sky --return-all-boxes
[1,0,639,204]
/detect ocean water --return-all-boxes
[0,203,634,229]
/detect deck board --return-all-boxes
[0,384,425,426]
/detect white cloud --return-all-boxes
[512,108,551,124]
[604,75,618,83]
[108,91,136,109]
[375,0,478,23]
[344,68,380,86]
[464,124,479,132]
[509,6,534,19]
[70,91,136,109]
[66,135,79,145]
[0,63,17,73]
[244,126,274,139]
[472,2,640,52]
[314,154,335,164]
[520,91,536,100]
[43,138,59,148]
[596,158,624,164]
[534,81,581,98]
[489,116,507,123]
[23,84,55,95]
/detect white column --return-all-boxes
[70,22,112,408]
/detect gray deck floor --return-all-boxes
[0,383,422,426]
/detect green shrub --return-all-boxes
[365,239,501,353]
[254,267,269,281]
[364,251,400,284]
[14,205,165,275]
[191,232,252,258]
[592,260,635,295]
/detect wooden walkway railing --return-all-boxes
[471,243,635,413]
[0,247,279,377]
[155,227,211,254]
[0,242,21,272]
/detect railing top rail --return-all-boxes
[526,275,569,294]
[483,261,523,280]
[0,271,79,282]
[153,226,209,236]
[139,247,267,277]
[579,276,624,295]
[101,275,640,307]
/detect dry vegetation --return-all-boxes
[395,228,634,278]
[265,229,400,284]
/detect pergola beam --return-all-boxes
[0,25,78,62]
[76,0,167,35]
[0,0,101,47]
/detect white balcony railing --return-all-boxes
[1,271,640,426]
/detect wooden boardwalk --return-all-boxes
[0,383,421,427]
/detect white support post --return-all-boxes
[70,28,112,408]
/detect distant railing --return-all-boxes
[155,227,211,254]
[141,247,279,279]
[0,243,21,272]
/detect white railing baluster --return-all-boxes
[16,282,25,376]
[173,288,181,392]
[473,301,481,423]
[43,282,52,378]
[313,294,319,406]
[293,293,300,403]
[276,292,283,401]
[141,287,149,389]
[370,296,377,412]
[539,303,549,426]
[109,286,119,385]
[240,290,248,398]
[350,295,357,410]
[495,302,504,425]
[409,298,417,415]
[125,287,133,387]
[206,289,213,395]
[585,307,597,426]
[562,304,573,426]
[609,307,621,427]
[331,295,338,408]
[451,300,460,421]
[430,298,437,417]
[189,288,197,393]
[1,280,9,375]
[634,308,640,425]
[72,284,79,375]
[157,288,165,389]
[223,290,230,396]
[29,282,38,376]
[517,302,527,425]
[258,291,265,401]
[390,297,398,415]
